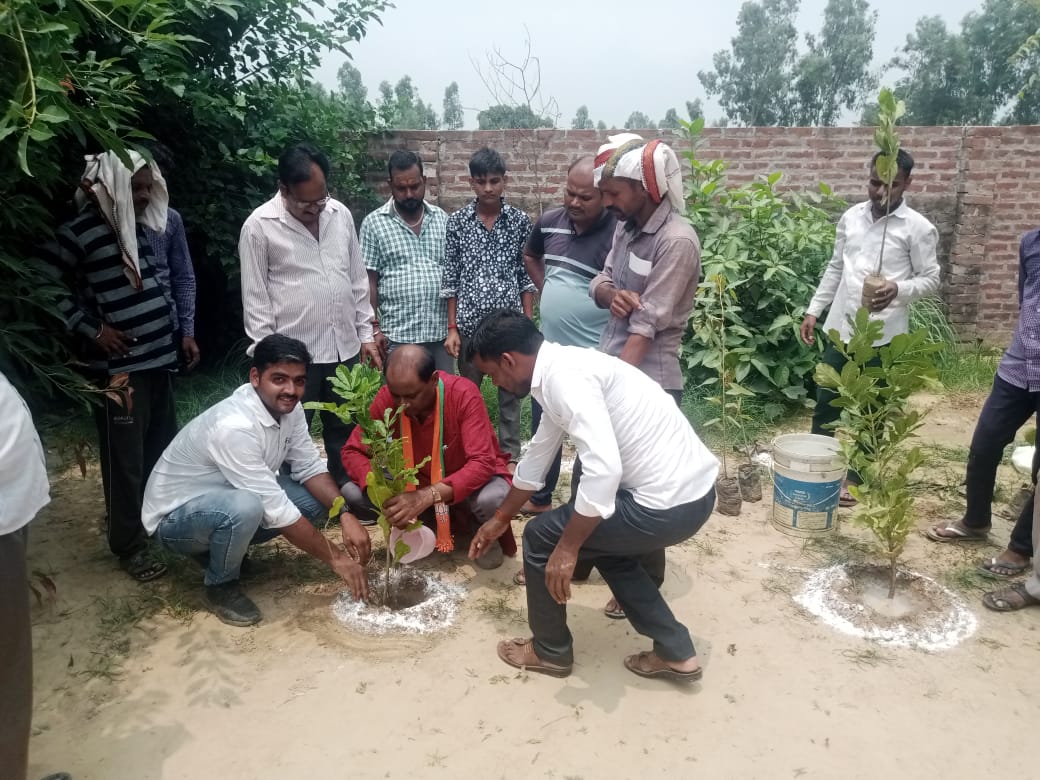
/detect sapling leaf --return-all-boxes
[327,495,345,520]
[393,539,410,562]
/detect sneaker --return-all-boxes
[204,581,262,626]
[475,543,505,570]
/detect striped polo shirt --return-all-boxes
[525,207,616,347]
[40,207,178,376]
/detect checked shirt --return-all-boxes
[360,199,449,344]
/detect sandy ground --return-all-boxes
[25,390,1040,780]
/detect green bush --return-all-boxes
[0,0,388,401]
[680,119,846,419]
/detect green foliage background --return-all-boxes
[0,0,390,402]
[680,120,846,420]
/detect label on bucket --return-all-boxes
[773,473,841,532]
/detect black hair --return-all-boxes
[251,334,312,374]
[388,150,424,178]
[567,154,594,174]
[464,309,544,363]
[871,148,914,177]
[278,142,330,186]
[385,344,436,382]
[469,147,507,177]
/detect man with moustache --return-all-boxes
[800,148,939,506]
[587,133,703,619]
[239,143,381,486]
[142,334,373,626]
[518,155,617,517]
[361,150,453,373]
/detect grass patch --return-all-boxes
[909,298,999,392]
[175,345,250,426]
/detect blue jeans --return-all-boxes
[155,476,325,585]
[523,487,715,665]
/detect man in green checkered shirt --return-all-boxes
[360,151,454,373]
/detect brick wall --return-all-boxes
[368,127,1040,344]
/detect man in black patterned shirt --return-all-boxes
[442,147,534,462]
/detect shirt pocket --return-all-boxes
[624,251,652,293]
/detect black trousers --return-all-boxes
[95,370,178,559]
[303,357,358,486]
[962,375,1038,556]
[523,488,715,665]
[0,527,31,780]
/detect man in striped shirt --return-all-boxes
[240,143,380,486]
[40,151,180,582]
[520,155,616,514]
[360,150,453,374]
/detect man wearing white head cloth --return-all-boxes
[587,133,702,619]
[39,150,181,583]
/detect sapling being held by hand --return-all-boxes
[305,363,429,603]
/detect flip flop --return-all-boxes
[838,487,858,508]
[924,520,990,543]
[604,599,626,620]
[512,570,526,586]
[497,637,572,678]
[982,583,1040,612]
[977,557,1031,580]
[623,651,703,682]
[120,549,168,582]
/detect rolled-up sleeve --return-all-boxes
[627,237,699,339]
[208,426,304,529]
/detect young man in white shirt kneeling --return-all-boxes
[142,334,372,626]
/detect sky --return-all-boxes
[313,0,984,128]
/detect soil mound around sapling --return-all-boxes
[332,567,465,635]
[794,563,977,651]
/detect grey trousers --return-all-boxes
[523,487,715,666]
[457,334,521,462]
[0,527,31,780]
[342,475,510,530]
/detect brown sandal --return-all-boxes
[497,637,572,678]
[623,650,703,682]
[982,583,1040,612]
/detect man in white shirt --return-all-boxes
[467,310,719,682]
[239,143,381,485]
[142,335,372,627]
[0,371,51,779]
[800,148,940,504]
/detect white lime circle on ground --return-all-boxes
[333,568,466,635]
[794,563,978,651]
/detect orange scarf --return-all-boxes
[401,378,452,551]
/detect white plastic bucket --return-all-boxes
[771,433,846,538]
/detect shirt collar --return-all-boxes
[861,198,909,221]
[233,382,280,429]
[570,209,615,236]
[258,192,342,223]
[375,197,436,217]
[530,341,557,393]
[627,199,673,236]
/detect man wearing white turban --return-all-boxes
[40,150,181,582]
[588,133,702,619]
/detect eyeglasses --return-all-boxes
[284,192,331,210]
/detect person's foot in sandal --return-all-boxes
[120,548,168,582]
[513,569,526,586]
[604,597,625,619]
[497,637,572,677]
[623,650,702,682]
[982,582,1040,612]
[977,550,1031,580]
[839,480,857,508]
[925,519,990,543]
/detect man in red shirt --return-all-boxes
[341,344,516,568]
